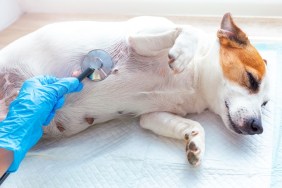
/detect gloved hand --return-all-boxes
[0,75,83,172]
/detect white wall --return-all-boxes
[0,0,22,31]
[0,0,281,31]
[19,0,282,17]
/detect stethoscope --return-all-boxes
[77,49,114,82]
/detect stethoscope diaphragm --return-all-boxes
[77,49,114,82]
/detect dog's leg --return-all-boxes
[128,27,182,57]
[128,24,201,73]
[167,26,201,73]
[140,112,205,166]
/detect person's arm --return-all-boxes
[0,149,13,177]
[0,75,83,176]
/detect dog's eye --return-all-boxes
[247,71,259,91]
[262,101,268,106]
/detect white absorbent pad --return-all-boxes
[2,42,281,188]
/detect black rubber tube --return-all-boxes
[77,67,95,82]
[0,172,10,185]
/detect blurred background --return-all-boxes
[1,0,282,30]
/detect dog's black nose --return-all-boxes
[246,118,263,135]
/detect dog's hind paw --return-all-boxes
[185,130,205,166]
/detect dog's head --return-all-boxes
[213,13,269,135]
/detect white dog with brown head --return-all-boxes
[0,13,269,166]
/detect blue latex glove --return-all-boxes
[0,75,83,172]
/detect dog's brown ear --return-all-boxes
[217,13,249,47]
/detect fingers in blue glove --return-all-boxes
[47,77,83,98]
[43,97,65,125]
[43,111,55,126]
[54,97,65,110]
[27,75,59,85]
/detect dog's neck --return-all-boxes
[196,38,223,114]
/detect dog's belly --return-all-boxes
[0,19,202,136]
[43,44,199,136]
[48,45,199,136]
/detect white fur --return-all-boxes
[0,16,269,166]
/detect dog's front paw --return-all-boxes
[184,129,205,166]
[168,50,192,73]
[168,30,197,73]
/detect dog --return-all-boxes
[0,13,269,166]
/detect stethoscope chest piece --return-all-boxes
[77,49,114,82]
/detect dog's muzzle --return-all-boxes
[225,101,263,135]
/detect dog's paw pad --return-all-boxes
[187,150,201,166]
[184,133,189,140]
[168,54,175,63]
[168,48,195,74]
[168,30,197,73]
[185,130,205,167]
[188,141,198,152]
[191,130,199,136]
[184,131,199,140]
[186,141,201,166]
[168,52,186,73]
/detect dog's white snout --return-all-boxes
[224,99,264,135]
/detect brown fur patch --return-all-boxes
[218,13,266,92]
[219,43,266,92]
